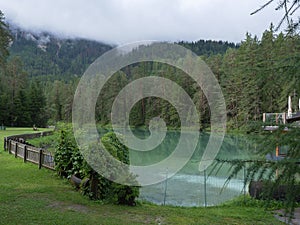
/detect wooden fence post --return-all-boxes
[38,149,43,169]
[23,145,27,163]
[8,140,11,154]
[15,142,18,158]
[4,137,7,151]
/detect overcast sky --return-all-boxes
[0,0,283,44]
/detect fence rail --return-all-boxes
[4,132,55,170]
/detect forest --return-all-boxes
[1,13,300,131]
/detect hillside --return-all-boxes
[8,27,112,79]
[7,24,237,80]
[177,40,238,56]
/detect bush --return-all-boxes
[85,132,140,205]
[54,124,86,178]
[54,124,139,205]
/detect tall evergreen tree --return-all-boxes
[0,10,11,67]
[14,89,31,126]
[4,57,28,126]
[28,80,47,127]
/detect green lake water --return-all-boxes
[117,129,256,206]
[96,126,279,206]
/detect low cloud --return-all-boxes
[0,0,283,44]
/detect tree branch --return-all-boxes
[251,0,275,15]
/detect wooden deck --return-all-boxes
[286,111,300,123]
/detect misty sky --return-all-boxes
[0,0,283,44]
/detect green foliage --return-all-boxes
[177,39,238,56]
[99,132,139,205]
[54,124,84,178]
[219,122,300,218]
[28,80,47,127]
[0,54,47,127]
[101,132,130,164]
[26,134,58,153]
[96,61,203,129]
[9,29,112,77]
[0,22,111,126]
[219,30,300,129]
[0,10,12,66]
[222,195,290,211]
[3,12,300,132]
[94,30,300,130]
[54,124,139,205]
[13,89,31,127]
[3,28,241,128]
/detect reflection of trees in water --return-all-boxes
[216,134,255,160]
[97,128,256,170]
[126,130,255,167]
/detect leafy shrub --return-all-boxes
[54,123,139,205]
[85,132,140,205]
[54,124,86,178]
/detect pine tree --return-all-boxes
[0,10,12,67]
[4,57,28,126]
[28,81,47,127]
[14,89,31,126]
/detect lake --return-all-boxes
[124,129,255,206]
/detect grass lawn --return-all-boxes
[26,134,58,153]
[0,127,52,144]
[0,128,284,224]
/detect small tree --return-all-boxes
[220,122,300,218]
[54,124,83,178]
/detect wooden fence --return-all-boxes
[4,131,55,170]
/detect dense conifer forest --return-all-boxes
[1,17,299,130]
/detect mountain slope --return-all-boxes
[9,28,112,78]
[7,25,237,80]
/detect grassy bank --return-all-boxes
[0,128,283,224]
[0,127,52,150]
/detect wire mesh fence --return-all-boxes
[139,162,247,207]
